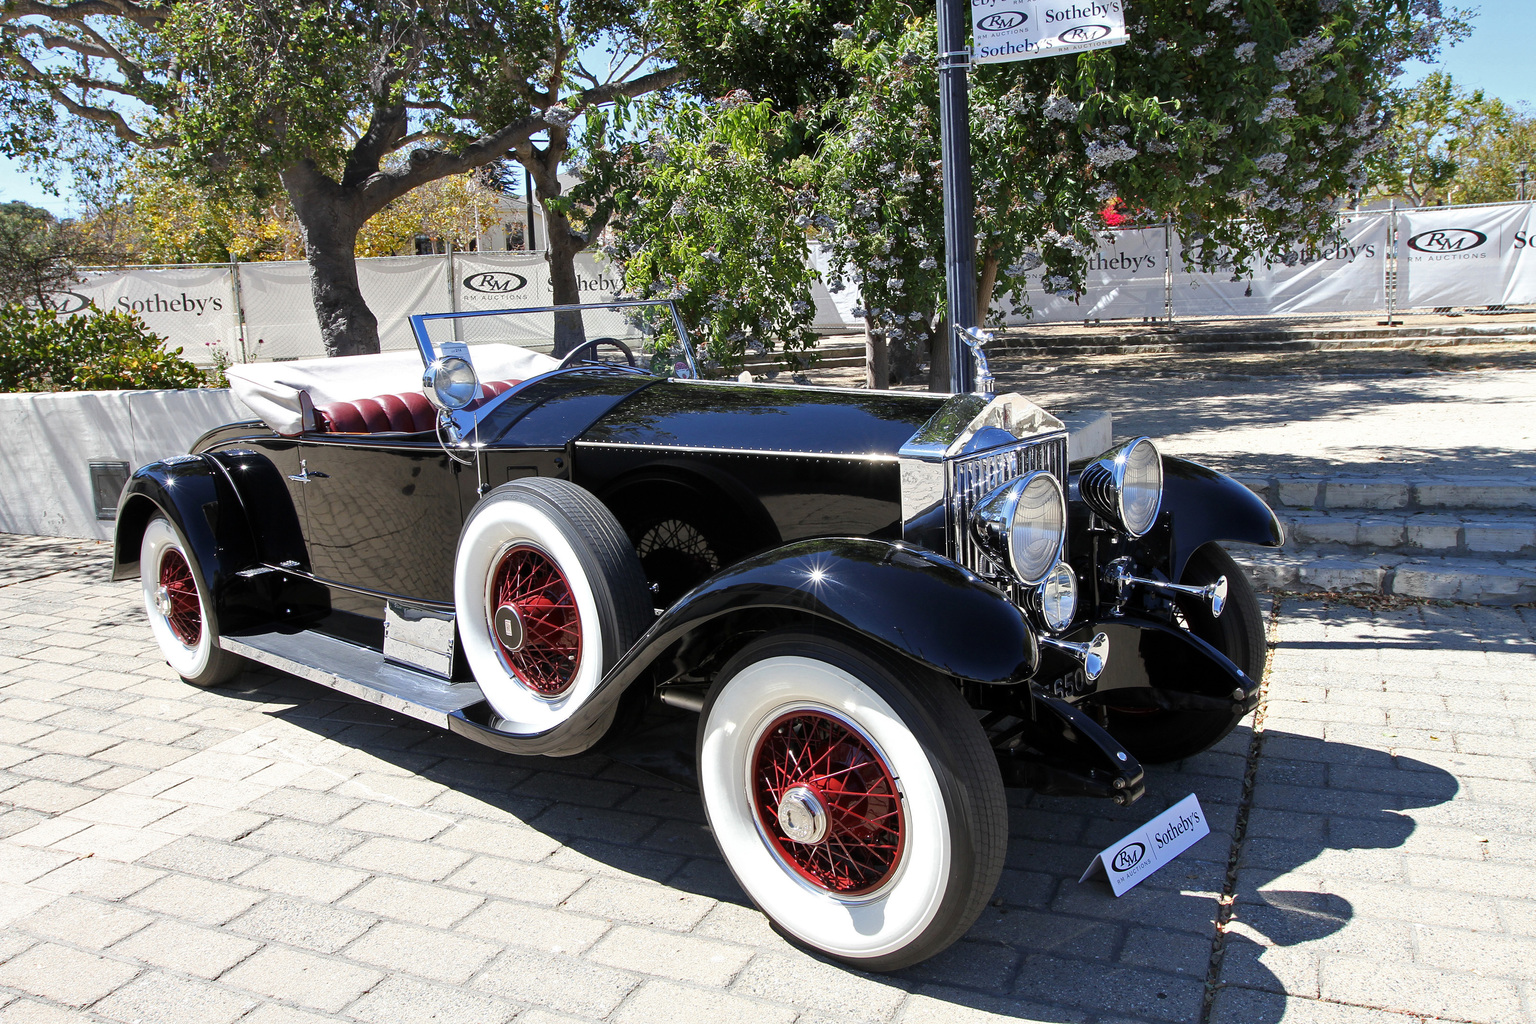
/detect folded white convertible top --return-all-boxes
[225,344,560,435]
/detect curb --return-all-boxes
[1233,547,1536,606]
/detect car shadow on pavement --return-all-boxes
[203,665,1460,1024]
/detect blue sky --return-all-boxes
[4,1,1531,217]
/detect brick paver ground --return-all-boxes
[0,532,1532,1024]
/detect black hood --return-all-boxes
[580,379,946,457]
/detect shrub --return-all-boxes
[0,303,213,392]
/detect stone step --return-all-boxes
[744,342,865,371]
[1234,474,1536,512]
[1277,508,1536,557]
[1231,546,1536,606]
[992,320,1536,356]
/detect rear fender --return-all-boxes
[113,455,262,626]
[112,451,321,632]
[1162,455,1284,580]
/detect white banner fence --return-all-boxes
[46,201,1536,366]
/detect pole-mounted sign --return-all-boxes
[939,0,1127,391]
[972,0,1129,65]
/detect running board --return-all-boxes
[221,630,486,728]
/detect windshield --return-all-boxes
[409,300,699,380]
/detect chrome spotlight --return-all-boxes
[1079,437,1164,537]
[423,356,480,411]
[970,471,1067,586]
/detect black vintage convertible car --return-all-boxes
[115,300,1282,969]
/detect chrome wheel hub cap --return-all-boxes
[776,784,829,845]
[492,604,526,652]
[155,585,173,618]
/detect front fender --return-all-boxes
[622,537,1039,686]
[1162,456,1284,581]
[1084,613,1260,715]
[448,537,1039,757]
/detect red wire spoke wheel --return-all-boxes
[751,709,905,897]
[158,548,203,647]
[490,544,583,697]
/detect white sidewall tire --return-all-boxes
[700,653,952,962]
[140,516,216,680]
[455,499,605,733]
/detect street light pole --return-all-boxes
[1519,161,1529,203]
[937,0,977,394]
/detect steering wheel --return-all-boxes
[557,337,637,370]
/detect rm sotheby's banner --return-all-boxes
[1398,204,1536,310]
[972,0,1128,65]
[45,202,1536,363]
[68,266,240,361]
[1173,213,1390,317]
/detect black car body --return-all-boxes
[114,301,1283,969]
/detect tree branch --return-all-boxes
[0,0,167,30]
[4,51,165,146]
[576,65,684,108]
[355,114,545,215]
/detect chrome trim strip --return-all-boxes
[262,564,454,611]
[573,441,900,462]
[681,378,947,400]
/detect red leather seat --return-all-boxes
[313,380,521,434]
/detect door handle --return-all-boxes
[287,459,329,483]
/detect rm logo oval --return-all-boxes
[977,11,1028,31]
[462,271,529,294]
[1111,841,1146,873]
[1057,24,1111,43]
[1407,229,1488,254]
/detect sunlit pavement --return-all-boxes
[0,534,1533,1024]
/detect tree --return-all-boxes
[1449,110,1536,204]
[1367,72,1533,206]
[0,200,117,306]
[1366,71,1513,206]
[1,0,683,356]
[816,0,1470,384]
[595,95,822,372]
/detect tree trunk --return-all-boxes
[545,206,588,358]
[281,164,379,358]
[928,318,951,392]
[864,323,888,389]
[976,247,1000,326]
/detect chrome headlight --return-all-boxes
[423,356,479,411]
[970,470,1066,586]
[1036,560,1078,633]
[1079,437,1164,537]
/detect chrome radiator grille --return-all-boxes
[947,432,1069,577]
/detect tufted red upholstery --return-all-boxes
[313,379,522,434]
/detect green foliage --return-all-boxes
[652,0,865,108]
[0,304,211,393]
[1367,72,1529,206]
[597,98,821,372]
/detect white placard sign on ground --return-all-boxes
[972,0,1128,65]
[1079,793,1210,896]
